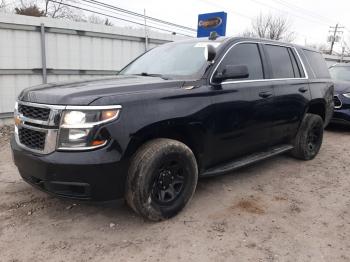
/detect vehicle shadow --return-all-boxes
[326,123,350,133]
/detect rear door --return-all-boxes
[262,44,311,145]
[209,42,275,166]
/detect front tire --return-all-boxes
[291,113,324,160]
[125,138,198,221]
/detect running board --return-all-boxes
[201,144,294,177]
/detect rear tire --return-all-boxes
[125,138,198,221]
[291,113,324,160]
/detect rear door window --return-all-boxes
[264,45,295,79]
[218,43,264,80]
[288,48,302,78]
[303,50,330,79]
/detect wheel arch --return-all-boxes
[306,99,326,121]
[123,120,207,170]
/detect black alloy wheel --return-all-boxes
[126,138,198,221]
[291,113,324,160]
[152,160,186,205]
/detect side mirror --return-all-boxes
[213,64,249,82]
[206,45,216,62]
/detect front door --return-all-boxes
[209,42,275,166]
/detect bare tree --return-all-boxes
[14,0,84,20]
[14,0,113,25]
[15,4,45,16]
[104,18,113,26]
[43,0,84,20]
[243,13,295,42]
[0,0,11,12]
[0,0,5,9]
[88,14,113,26]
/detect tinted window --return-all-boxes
[303,50,330,79]
[218,43,264,80]
[288,48,302,78]
[265,45,295,79]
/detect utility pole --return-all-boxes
[328,23,344,55]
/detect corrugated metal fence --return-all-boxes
[0,13,185,119]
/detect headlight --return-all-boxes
[57,105,121,150]
[343,93,350,98]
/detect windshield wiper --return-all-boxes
[133,72,170,80]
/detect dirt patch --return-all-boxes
[1,125,350,261]
[0,125,14,147]
[273,196,288,201]
[234,197,265,214]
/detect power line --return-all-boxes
[255,0,350,41]
[201,0,330,28]
[200,0,254,21]
[248,0,330,26]
[77,0,195,35]
[270,0,336,25]
[49,0,195,37]
[80,0,196,32]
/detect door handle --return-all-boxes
[259,91,273,98]
[298,87,308,93]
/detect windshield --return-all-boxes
[329,66,350,81]
[119,41,220,79]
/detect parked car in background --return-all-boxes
[11,37,333,221]
[329,63,350,125]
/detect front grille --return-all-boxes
[18,104,50,121]
[18,127,46,150]
[334,95,342,109]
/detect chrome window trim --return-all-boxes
[209,41,309,86]
[15,101,122,154]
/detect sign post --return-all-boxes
[197,12,227,38]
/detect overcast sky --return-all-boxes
[101,0,349,52]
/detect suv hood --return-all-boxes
[333,80,350,95]
[19,75,185,105]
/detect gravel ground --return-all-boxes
[0,125,349,262]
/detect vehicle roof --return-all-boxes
[177,36,318,53]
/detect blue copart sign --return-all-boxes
[197,12,227,38]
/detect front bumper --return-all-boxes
[11,137,128,201]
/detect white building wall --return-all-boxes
[0,13,186,116]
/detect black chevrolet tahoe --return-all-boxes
[11,37,334,221]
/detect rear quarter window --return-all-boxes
[302,49,330,79]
